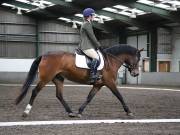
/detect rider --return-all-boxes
[79,8,101,84]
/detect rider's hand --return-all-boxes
[98,46,103,51]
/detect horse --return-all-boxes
[15,44,143,118]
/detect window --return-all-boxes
[158,61,170,72]
[157,28,172,54]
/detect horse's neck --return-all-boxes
[106,54,125,71]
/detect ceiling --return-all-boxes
[1,0,180,33]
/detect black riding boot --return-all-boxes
[89,59,100,84]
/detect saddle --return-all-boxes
[75,48,104,70]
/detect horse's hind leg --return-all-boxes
[22,81,45,117]
[78,85,102,117]
[106,82,133,117]
[53,76,76,117]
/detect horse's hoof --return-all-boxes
[68,113,76,117]
[77,113,82,118]
[127,112,134,118]
[22,112,28,118]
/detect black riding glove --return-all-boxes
[98,46,103,52]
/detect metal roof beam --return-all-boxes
[3,0,151,31]
[97,10,150,30]
[2,0,112,32]
[5,1,36,9]
[1,1,59,18]
[72,16,116,33]
[45,0,81,11]
[46,0,150,30]
[120,1,180,23]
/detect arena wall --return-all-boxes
[0,8,118,83]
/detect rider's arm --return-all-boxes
[83,22,101,49]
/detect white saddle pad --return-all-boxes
[75,50,104,70]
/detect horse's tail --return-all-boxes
[15,56,42,105]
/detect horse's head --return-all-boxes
[124,48,144,77]
[104,45,144,77]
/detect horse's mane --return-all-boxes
[103,44,137,56]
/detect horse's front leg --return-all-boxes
[106,81,134,117]
[78,85,102,117]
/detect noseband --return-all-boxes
[123,63,138,72]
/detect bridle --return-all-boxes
[104,51,139,72]
[123,62,138,72]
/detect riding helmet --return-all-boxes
[83,8,95,17]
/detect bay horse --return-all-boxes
[15,45,143,118]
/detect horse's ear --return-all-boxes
[138,48,144,52]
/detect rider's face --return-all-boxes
[87,14,95,21]
[91,15,95,21]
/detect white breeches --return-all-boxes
[83,49,99,60]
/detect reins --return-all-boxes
[103,51,127,68]
[102,50,139,70]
